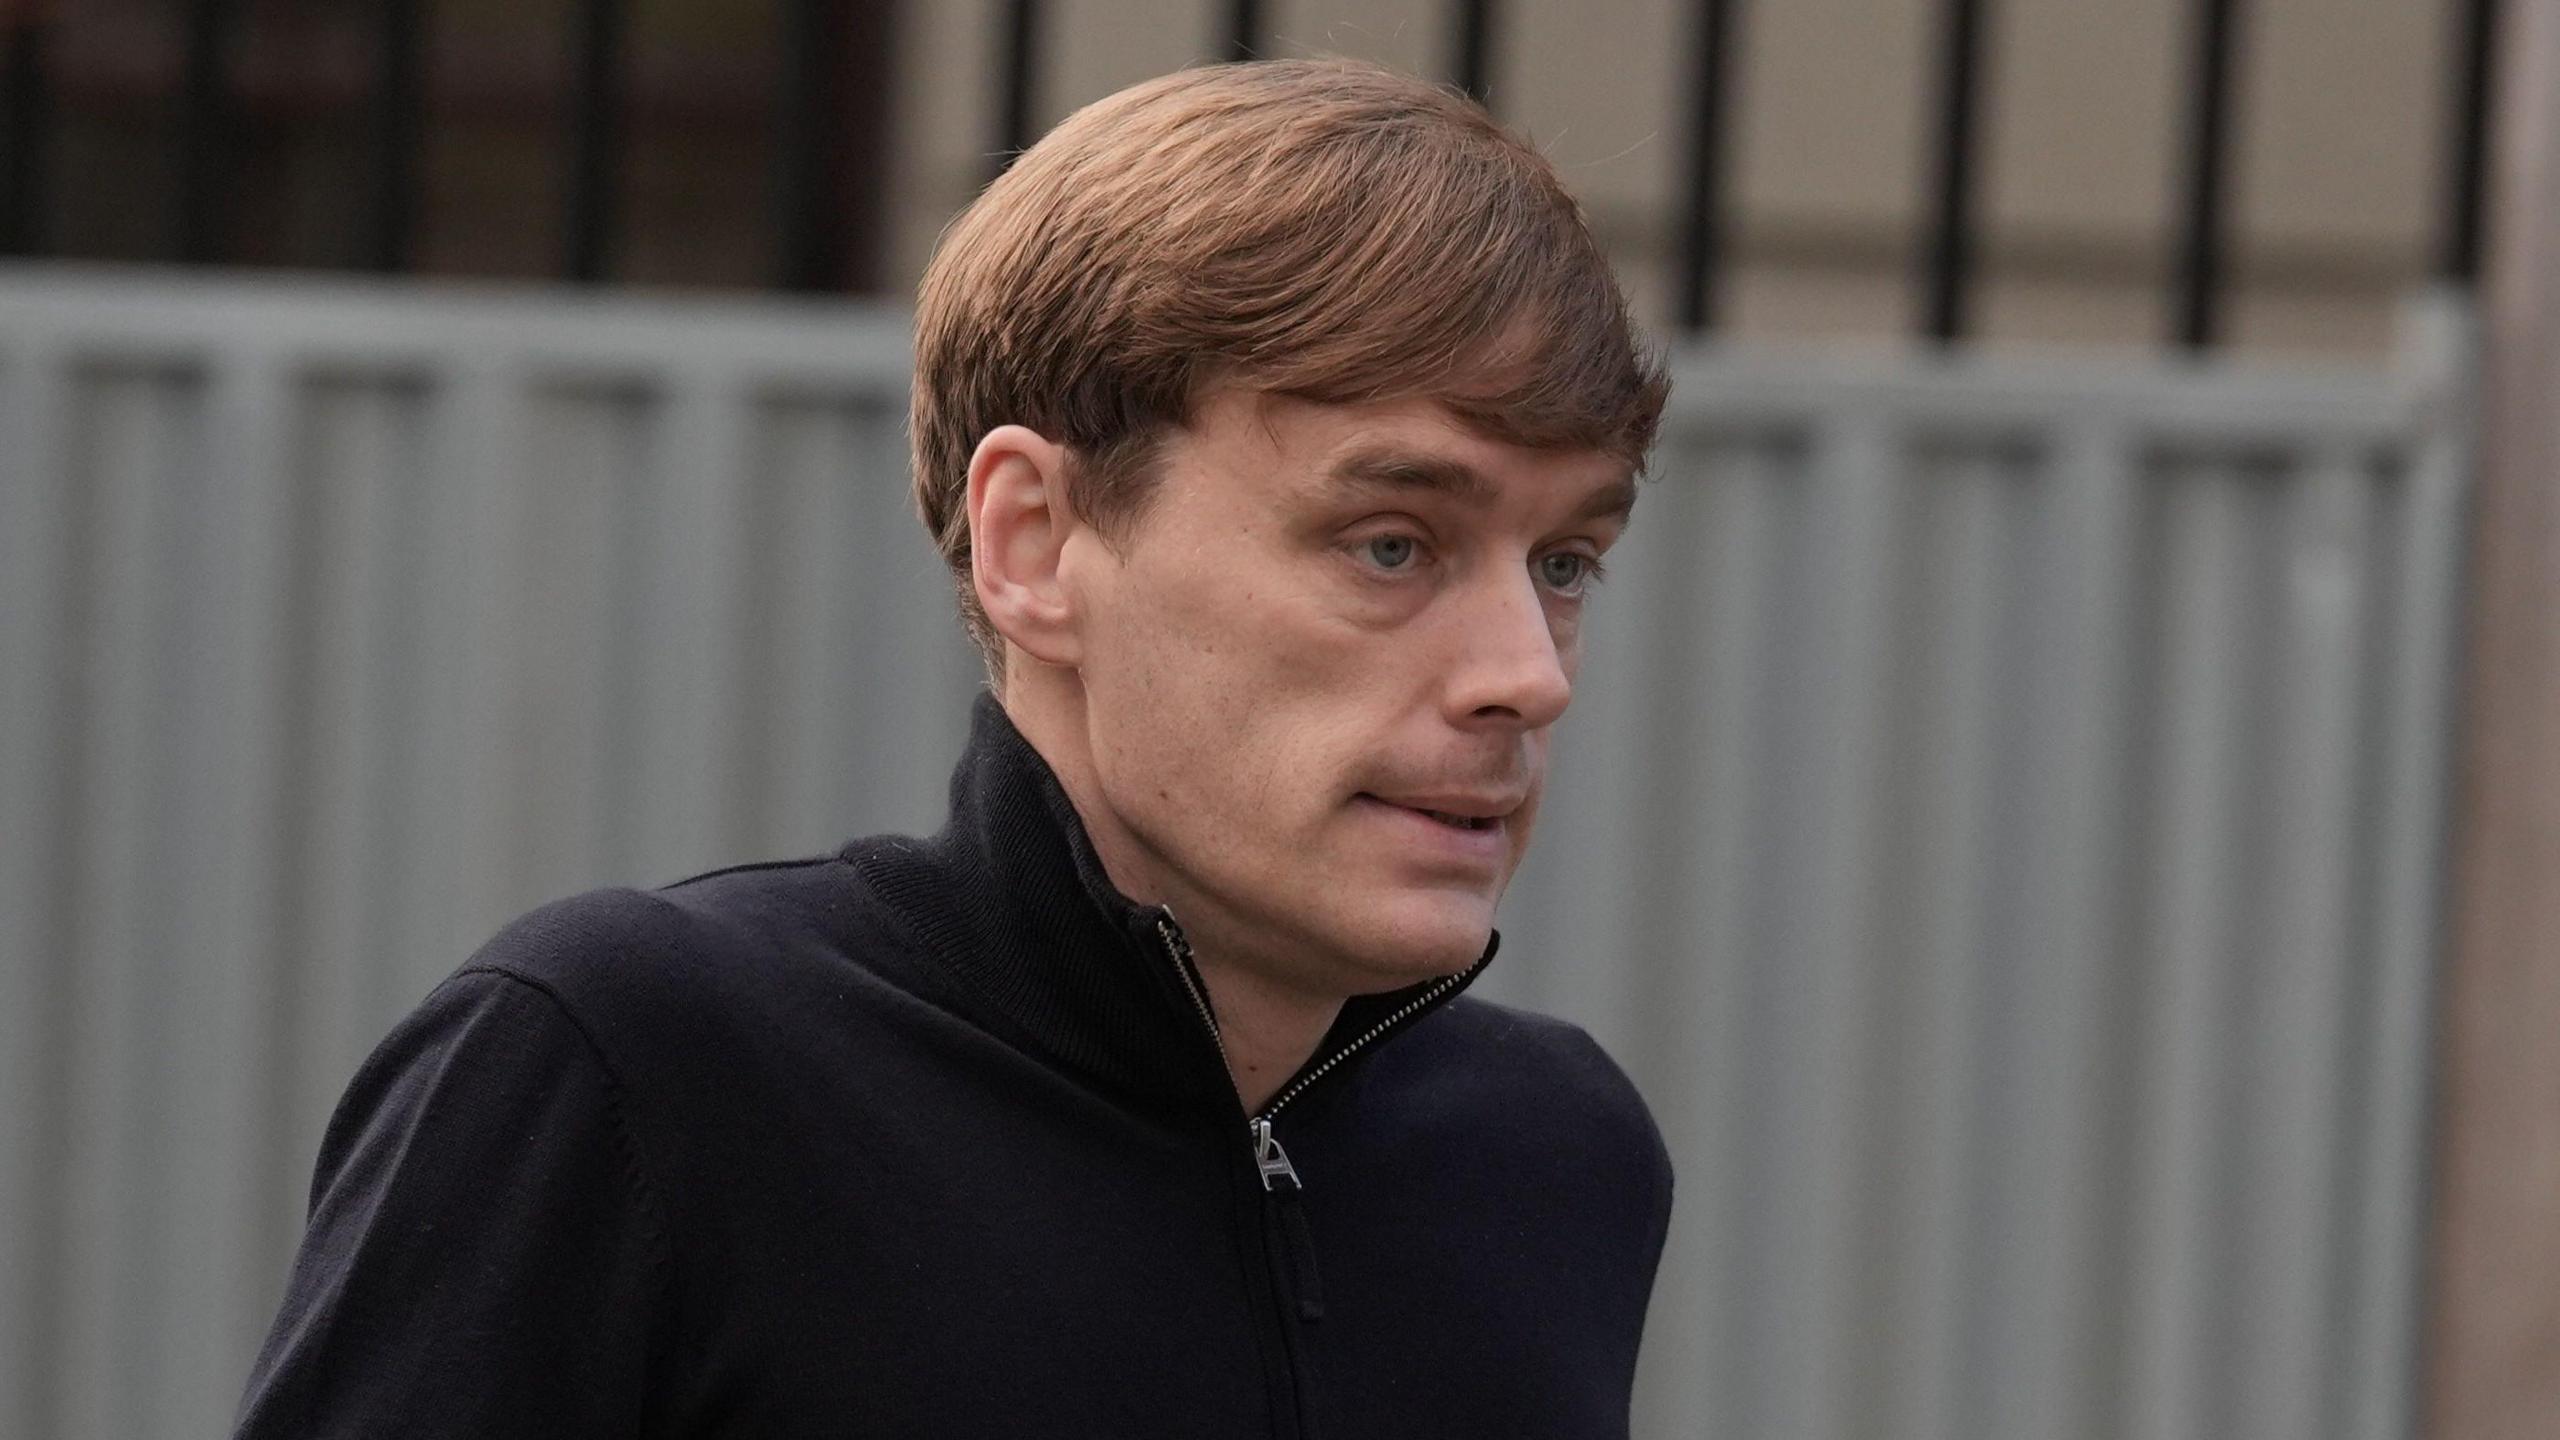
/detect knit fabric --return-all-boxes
[234,695,1674,1439]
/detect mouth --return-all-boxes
[1356,794,1514,833]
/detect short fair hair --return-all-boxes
[911,58,1669,669]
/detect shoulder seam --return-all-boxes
[451,963,688,1394]
[658,852,851,891]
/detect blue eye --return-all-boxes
[1538,551,1600,595]
[1363,535,1419,570]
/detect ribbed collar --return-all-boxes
[846,693,1495,1121]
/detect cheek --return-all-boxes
[1081,579,1301,816]
[1081,541,1436,829]
[1105,546,1384,712]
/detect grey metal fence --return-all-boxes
[0,266,2470,1440]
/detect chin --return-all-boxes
[1326,887,1498,990]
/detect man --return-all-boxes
[236,58,1672,1439]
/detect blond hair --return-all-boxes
[911,58,1668,667]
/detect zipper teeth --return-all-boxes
[1157,909,1487,1128]
[1154,915,1231,1077]
[1257,958,1480,1123]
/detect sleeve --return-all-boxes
[233,967,676,1439]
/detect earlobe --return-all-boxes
[966,425,1084,669]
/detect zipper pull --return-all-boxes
[1252,1116,1302,1192]
[1255,1117,1326,1322]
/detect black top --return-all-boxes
[234,696,1675,1439]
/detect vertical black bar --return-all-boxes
[175,0,239,264]
[1676,0,1738,333]
[2441,0,2499,282]
[994,0,1038,177]
[367,0,427,273]
[1225,0,1264,62]
[1921,0,1987,344]
[2171,0,2241,350]
[564,0,625,284]
[835,0,901,293]
[777,0,844,290]
[1452,0,1496,106]
[0,12,54,256]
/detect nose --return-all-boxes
[1444,568,1574,731]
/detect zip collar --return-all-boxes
[848,693,1497,1121]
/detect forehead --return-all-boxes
[1179,388,1634,513]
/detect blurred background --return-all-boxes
[0,1,2548,1438]
[0,0,2488,348]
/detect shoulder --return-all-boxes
[1404,994,1652,1104]
[450,883,715,1019]
[465,854,836,969]
[1380,995,1672,1181]
[1352,995,1675,1265]
[448,853,924,1054]
[458,885,692,990]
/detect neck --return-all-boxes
[1163,906,1342,1113]
[1001,663,1343,1113]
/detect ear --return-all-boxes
[966,424,1084,670]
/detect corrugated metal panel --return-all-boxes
[0,268,2470,1440]
[1499,308,2468,1440]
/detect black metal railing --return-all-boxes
[2444,0,2502,285]
[563,0,625,284]
[0,2,48,258]
[1674,0,1740,332]
[0,0,2510,348]
[172,0,232,265]
[778,0,854,291]
[1224,0,1260,64]
[996,0,1040,177]
[1920,0,1985,343]
[2171,0,2243,350]
[365,0,425,275]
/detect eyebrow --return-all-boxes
[1330,448,1496,503]
[1327,446,1640,525]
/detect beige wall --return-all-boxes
[884,0,2450,356]
[2428,0,2560,1433]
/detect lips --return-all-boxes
[1358,793,1520,831]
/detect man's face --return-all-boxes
[1054,387,1634,999]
